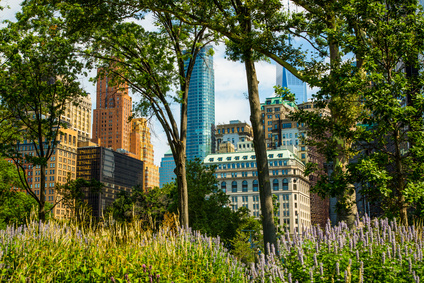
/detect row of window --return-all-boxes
[222,179,290,193]
[217,126,246,134]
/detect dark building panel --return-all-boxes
[77,146,144,217]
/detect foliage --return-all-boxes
[0,158,36,229]
[230,215,263,265]
[2,216,423,282]
[344,0,424,225]
[0,2,86,221]
[168,159,253,247]
[55,177,104,222]
[0,192,38,230]
[50,0,220,227]
[107,184,173,229]
[0,220,248,282]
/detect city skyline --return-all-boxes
[0,4,312,166]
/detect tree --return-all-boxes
[344,0,424,225]
[0,3,86,221]
[0,157,38,228]
[46,0,219,227]
[107,184,173,227]
[55,176,104,222]
[169,159,252,246]
[145,0,290,255]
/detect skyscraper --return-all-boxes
[92,70,133,152]
[92,70,159,190]
[130,118,159,189]
[276,64,307,104]
[159,149,176,188]
[185,45,215,161]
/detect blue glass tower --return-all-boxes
[276,64,307,104]
[185,45,215,161]
[159,149,176,188]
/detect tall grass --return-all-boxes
[1,214,423,282]
[0,216,248,282]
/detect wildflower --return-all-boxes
[336,261,340,276]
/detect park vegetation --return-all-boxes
[1,0,424,281]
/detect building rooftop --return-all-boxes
[261,97,297,109]
[204,148,302,163]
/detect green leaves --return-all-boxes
[0,2,86,220]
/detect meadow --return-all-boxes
[0,214,423,282]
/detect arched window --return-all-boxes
[232,181,238,193]
[273,179,279,191]
[221,182,226,193]
[242,180,248,192]
[282,178,289,190]
[253,180,259,192]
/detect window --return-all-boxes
[282,179,289,190]
[232,181,238,193]
[242,180,248,192]
[253,180,259,192]
[273,179,279,191]
[282,123,292,128]
[221,182,226,193]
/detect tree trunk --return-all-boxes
[245,53,278,256]
[39,164,46,222]
[328,28,358,227]
[174,143,189,227]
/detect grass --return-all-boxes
[0,214,248,282]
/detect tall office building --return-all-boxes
[92,70,159,190]
[130,118,159,189]
[261,96,297,149]
[159,149,176,188]
[77,146,144,217]
[276,65,307,104]
[185,45,215,161]
[204,148,311,235]
[63,95,92,143]
[215,120,253,153]
[92,70,133,152]
[17,127,79,219]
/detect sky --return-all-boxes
[0,1,313,166]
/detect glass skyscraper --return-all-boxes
[159,149,176,188]
[276,64,307,104]
[185,45,215,161]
